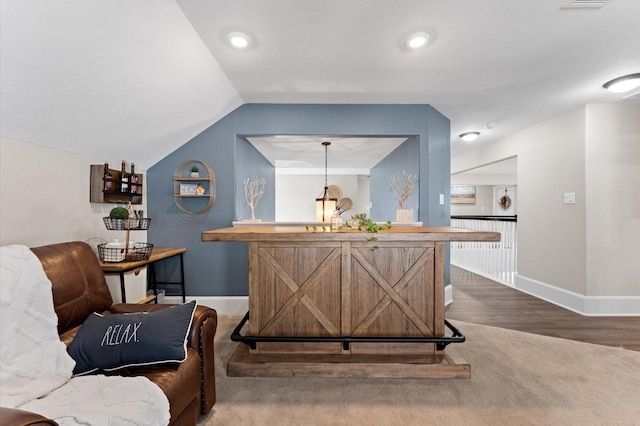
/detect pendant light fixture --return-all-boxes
[315,142,337,222]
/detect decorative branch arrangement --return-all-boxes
[390,171,418,210]
[243,177,266,220]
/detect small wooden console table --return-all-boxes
[202,226,499,379]
[99,247,187,303]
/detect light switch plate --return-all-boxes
[564,192,576,204]
[439,194,445,205]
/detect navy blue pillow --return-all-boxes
[67,300,197,375]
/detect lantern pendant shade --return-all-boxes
[316,187,337,222]
[316,141,336,221]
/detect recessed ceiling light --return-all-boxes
[603,73,640,93]
[228,31,250,49]
[406,32,430,49]
[459,132,480,142]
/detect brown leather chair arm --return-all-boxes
[0,407,58,425]
[109,303,218,414]
[108,302,175,314]
[189,306,218,414]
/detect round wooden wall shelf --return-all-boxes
[173,160,215,214]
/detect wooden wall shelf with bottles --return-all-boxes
[173,160,215,214]
[90,164,143,204]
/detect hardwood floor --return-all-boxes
[446,266,640,352]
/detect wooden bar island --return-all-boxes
[202,225,500,379]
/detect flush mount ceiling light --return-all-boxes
[602,73,640,93]
[406,31,430,49]
[227,31,250,49]
[459,132,480,142]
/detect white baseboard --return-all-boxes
[165,287,456,315]
[163,295,248,315]
[162,285,453,315]
[515,274,640,316]
[164,278,640,317]
[445,284,453,307]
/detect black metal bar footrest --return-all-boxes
[230,311,465,351]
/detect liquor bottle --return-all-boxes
[120,160,129,193]
[103,162,114,192]
[130,163,138,194]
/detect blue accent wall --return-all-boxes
[235,137,275,222]
[148,104,451,297]
[426,107,452,226]
[370,137,420,221]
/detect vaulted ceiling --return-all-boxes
[1,0,638,170]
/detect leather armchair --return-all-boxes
[0,241,217,426]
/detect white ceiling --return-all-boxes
[1,0,638,170]
[453,156,518,180]
[0,0,243,169]
[246,136,407,174]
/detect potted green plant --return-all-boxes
[109,206,129,219]
[190,165,200,178]
[305,213,391,251]
[108,206,130,230]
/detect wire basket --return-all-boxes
[97,242,153,263]
[103,217,151,231]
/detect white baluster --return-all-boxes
[451,217,517,286]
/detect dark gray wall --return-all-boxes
[148,104,451,297]
[370,137,420,221]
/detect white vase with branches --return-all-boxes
[243,177,266,221]
[390,171,417,222]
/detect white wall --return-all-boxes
[275,173,369,221]
[452,103,640,315]
[449,185,493,216]
[0,136,148,302]
[493,186,517,216]
[448,185,517,216]
[585,103,640,299]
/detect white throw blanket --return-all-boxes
[0,244,170,425]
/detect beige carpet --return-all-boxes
[199,315,640,426]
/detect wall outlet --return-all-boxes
[564,192,576,204]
